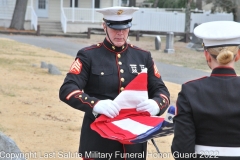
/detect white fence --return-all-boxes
[62,8,233,33]
[131,11,185,32]
[0,2,233,33]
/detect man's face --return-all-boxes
[104,24,129,47]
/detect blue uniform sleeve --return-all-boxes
[171,84,196,159]
[146,52,170,115]
[59,50,99,114]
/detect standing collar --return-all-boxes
[103,38,128,53]
[211,67,237,77]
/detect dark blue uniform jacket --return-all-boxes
[172,67,240,160]
[59,38,170,160]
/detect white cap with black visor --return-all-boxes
[194,21,240,49]
[96,6,139,30]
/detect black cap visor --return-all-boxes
[104,18,132,30]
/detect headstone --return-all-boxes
[48,64,62,75]
[155,36,161,50]
[192,23,203,45]
[0,132,26,160]
[32,64,38,67]
[40,61,48,68]
[191,23,203,51]
[186,42,194,49]
[164,32,175,53]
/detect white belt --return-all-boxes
[195,145,240,157]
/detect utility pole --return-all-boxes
[184,0,192,43]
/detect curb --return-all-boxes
[0,30,88,38]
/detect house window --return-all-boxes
[70,0,78,7]
[95,0,100,8]
[38,0,46,9]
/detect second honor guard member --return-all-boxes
[59,6,170,160]
[172,21,240,160]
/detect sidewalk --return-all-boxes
[0,33,209,84]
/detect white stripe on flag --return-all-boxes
[114,90,148,109]
[112,118,153,135]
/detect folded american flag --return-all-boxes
[90,68,175,144]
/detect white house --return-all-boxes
[0,0,123,33]
[0,0,234,34]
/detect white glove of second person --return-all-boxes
[136,99,160,116]
[93,100,120,118]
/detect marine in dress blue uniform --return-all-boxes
[171,21,240,160]
[59,6,170,160]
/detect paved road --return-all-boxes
[0,34,209,84]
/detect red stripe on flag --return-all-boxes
[124,72,147,91]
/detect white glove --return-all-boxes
[136,99,160,116]
[93,100,120,118]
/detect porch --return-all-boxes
[0,0,234,37]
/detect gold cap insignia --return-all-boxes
[117,10,123,15]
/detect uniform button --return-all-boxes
[91,101,94,104]
[97,43,100,46]
[112,46,115,50]
[122,46,125,49]
[79,95,82,98]
[85,97,88,100]
[160,103,162,106]
[120,69,124,73]
[163,99,166,103]
[120,87,124,91]
[118,61,122,65]
[101,72,104,75]
[131,44,133,47]
[121,78,125,82]
[117,54,121,58]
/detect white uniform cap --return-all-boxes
[96,6,139,30]
[194,21,240,48]
[96,6,139,21]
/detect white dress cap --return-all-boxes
[96,6,139,21]
[194,21,240,47]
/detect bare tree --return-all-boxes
[196,0,202,10]
[9,0,28,30]
[235,0,240,22]
[128,0,136,7]
[153,0,160,8]
[211,0,237,21]
[185,0,192,43]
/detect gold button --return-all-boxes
[120,69,124,73]
[118,61,122,65]
[112,46,115,50]
[97,43,100,46]
[101,72,104,75]
[79,95,82,98]
[120,87,124,91]
[160,103,162,106]
[131,44,133,47]
[91,101,94,104]
[163,99,166,103]
[121,78,125,82]
[122,46,125,49]
[85,97,88,100]
[117,54,121,58]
